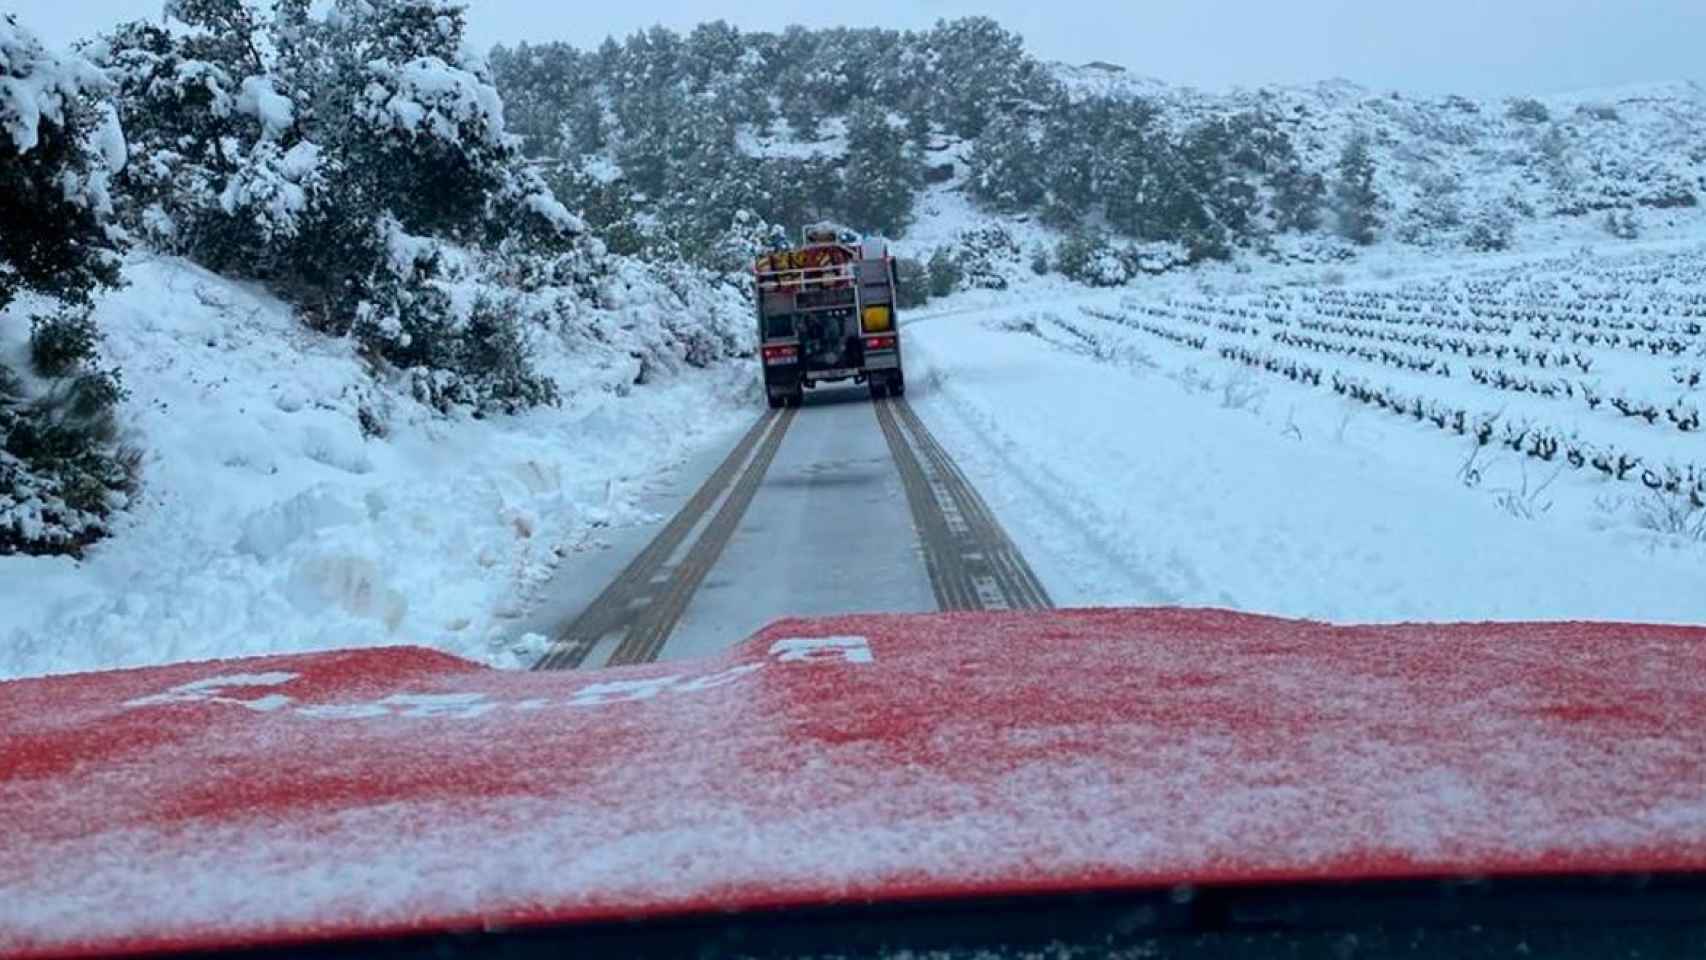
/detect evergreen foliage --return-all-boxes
[1333,131,1382,246]
[1,14,132,555]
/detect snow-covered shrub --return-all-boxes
[1603,208,1640,240]
[708,210,787,274]
[1123,240,1192,275]
[1055,230,1131,288]
[943,223,1021,291]
[1634,490,1706,542]
[1030,244,1051,275]
[1464,203,1516,252]
[926,247,964,298]
[1,14,134,556]
[1394,174,1463,246]
[1506,98,1550,124]
[894,258,931,308]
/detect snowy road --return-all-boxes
[533,279,1706,672]
[533,385,1047,669]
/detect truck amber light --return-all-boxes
[861,306,893,333]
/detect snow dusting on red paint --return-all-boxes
[4,608,1706,959]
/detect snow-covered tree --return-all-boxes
[99,0,589,414]
[841,100,922,236]
[1270,162,1325,233]
[1333,131,1382,245]
[782,93,819,141]
[922,17,1036,139]
[1395,172,1463,245]
[1036,99,1099,229]
[1464,200,1515,251]
[2,14,132,556]
[966,112,1044,213]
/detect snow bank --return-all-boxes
[0,257,753,680]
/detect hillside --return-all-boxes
[494,23,1706,294]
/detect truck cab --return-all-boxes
[755,225,904,408]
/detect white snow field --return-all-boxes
[0,256,754,680]
[904,241,1706,624]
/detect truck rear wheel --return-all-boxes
[767,393,784,409]
[889,371,906,397]
[870,380,889,400]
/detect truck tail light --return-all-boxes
[864,335,896,351]
[762,344,798,366]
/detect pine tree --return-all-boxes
[680,20,742,96]
[904,98,933,149]
[783,93,819,142]
[966,113,1044,213]
[567,92,607,153]
[923,17,1035,139]
[2,14,132,556]
[841,100,921,236]
[1037,99,1098,229]
[1099,101,1167,238]
[1333,131,1382,245]
[1271,163,1326,233]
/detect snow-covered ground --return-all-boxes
[0,256,753,681]
[8,226,1706,684]
[905,243,1706,624]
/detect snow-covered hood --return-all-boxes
[4,608,1706,958]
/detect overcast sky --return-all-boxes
[12,0,1703,97]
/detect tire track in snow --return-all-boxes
[606,406,798,667]
[876,396,1052,612]
[533,410,783,670]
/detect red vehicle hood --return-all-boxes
[4,608,1706,959]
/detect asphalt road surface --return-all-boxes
[534,386,1049,671]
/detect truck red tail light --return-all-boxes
[762,345,798,366]
[864,335,896,351]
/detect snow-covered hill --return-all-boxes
[1053,67,1706,225]
[899,67,1706,278]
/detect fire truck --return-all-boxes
[753,225,904,408]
